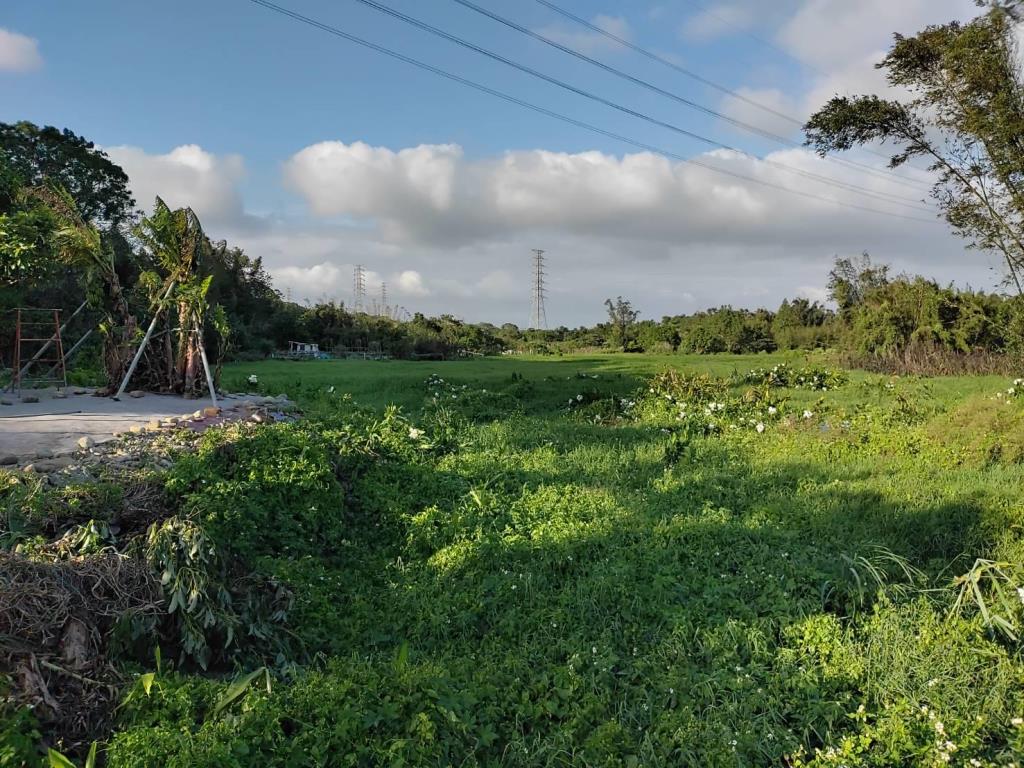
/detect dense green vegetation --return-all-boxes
[2,122,1022,376]
[6,355,1024,765]
[5,3,1024,763]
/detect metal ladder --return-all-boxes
[9,308,68,394]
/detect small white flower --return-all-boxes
[408,427,423,440]
[577,394,584,402]
[803,410,814,419]
[767,406,777,415]
[247,374,258,385]
[1012,717,1024,726]
[756,422,765,433]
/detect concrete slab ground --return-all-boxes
[0,388,224,459]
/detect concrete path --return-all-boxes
[0,388,223,460]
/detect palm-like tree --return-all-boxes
[134,197,215,396]
[28,183,137,384]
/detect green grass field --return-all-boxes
[27,354,1024,765]
[221,352,1008,412]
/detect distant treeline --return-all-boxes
[199,252,1024,373]
[503,256,1024,369]
[3,119,1022,372]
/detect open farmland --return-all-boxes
[53,354,1018,766]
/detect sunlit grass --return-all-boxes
[100,353,1024,767]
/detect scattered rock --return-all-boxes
[192,410,204,420]
[32,457,74,473]
[0,400,12,406]
[49,469,95,488]
[20,396,39,404]
[34,449,53,460]
[53,392,68,400]
[73,389,88,395]
[129,425,143,435]
[203,406,220,418]
[128,390,146,399]
[146,420,162,432]
[77,436,95,450]
[0,455,17,466]
[22,464,36,473]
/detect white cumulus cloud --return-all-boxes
[0,28,42,72]
[105,144,247,227]
[395,270,429,297]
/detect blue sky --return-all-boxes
[1,0,992,325]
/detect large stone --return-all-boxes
[20,395,39,404]
[53,391,68,399]
[0,400,12,406]
[203,406,220,418]
[128,390,146,399]
[77,436,95,450]
[30,457,73,473]
[129,424,143,435]
[146,420,162,432]
[0,455,17,466]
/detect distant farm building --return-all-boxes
[284,341,326,359]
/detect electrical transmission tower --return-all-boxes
[380,282,388,317]
[353,264,366,313]
[530,249,548,329]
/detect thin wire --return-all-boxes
[245,0,938,224]
[348,0,932,211]
[451,0,931,203]
[532,0,935,187]
[680,0,830,78]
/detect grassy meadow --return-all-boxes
[23,353,1024,766]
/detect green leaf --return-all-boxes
[395,640,410,672]
[47,749,76,768]
[212,666,267,718]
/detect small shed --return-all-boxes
[288,341,320,357]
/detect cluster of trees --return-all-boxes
[502,253,1022,362]
[0,122,506,381]
[7,0,1024,376]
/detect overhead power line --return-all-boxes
[679,0,830,77]
[531,0,935,187]
[347,0,932,212]
[533,0,803,127]
[454,0,926,198]
[245,0,938,224]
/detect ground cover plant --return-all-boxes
[3,353,1024,766]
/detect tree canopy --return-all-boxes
[805,9,1024,293]
[0,121,135,226]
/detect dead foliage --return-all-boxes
[844,347,1022,376]
[0,551,162,747]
